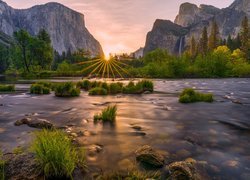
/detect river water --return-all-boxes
[0,78,250,179]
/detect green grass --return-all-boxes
[0,84,15,92]
[30,84,51,94]
[94,105,117,122]
[139,80,154,92]
[179,88,214,103]
[0,150,4,180]
[109,83,123,94]
[89,87,108,96]
[122,80,154,94]
[54,82,80,97]
[31,129,79,179]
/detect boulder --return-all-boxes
[14,117,54,129]
[135,145,165,168]
[167,158,210,180]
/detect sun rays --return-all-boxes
[78,57,130,79]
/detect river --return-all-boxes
[0,78,250,179]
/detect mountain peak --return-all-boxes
[230,0,250,16]
[175,2,220,27]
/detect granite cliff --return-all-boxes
[144,0,250,55]
[0,0,103,57]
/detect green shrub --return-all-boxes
[30,84,51,95]
[139,80,154,92]
[0,84,15,92]
[94,105,117,122]
[54,82,80,97]
[89,87,108,96]
[32,129,78,178]
[77,80,92,90]
[109,83,123,94]
[122,81,143,94]
[0,150,4,180]
[179,88,214,103]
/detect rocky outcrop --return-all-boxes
[0,0,103,57]
[174,3,220,27]
[144,0,250,55]
[144,19,188,55]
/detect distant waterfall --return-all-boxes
[179,36,184,56]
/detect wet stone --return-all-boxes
[14,117,54,129]
[135,145,165,168]
[131,125,142,131]
[167,158,210,180]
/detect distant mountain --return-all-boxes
[131,47,144,59]
[144,0,250,55]
[0,0,104,57]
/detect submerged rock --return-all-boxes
[167,158,210,180]
[4,153,41,180]
[88,144,103,156]
[135,145,165,168]
[14,117,54,129]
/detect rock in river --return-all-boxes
[135,145,165,168]
[167,158,210,180]
[15,117,54,129]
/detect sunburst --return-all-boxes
[78,57,130,79]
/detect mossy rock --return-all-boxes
[135,145,165,168]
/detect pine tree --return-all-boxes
[208,19,220,50]
[227,35,234,50]
[190,36,196,58]
[240,16,250,59]
[200,27,208,56]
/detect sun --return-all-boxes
[78,55,130,79]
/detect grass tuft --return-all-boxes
[94,105,117,122]
[179,88,214,103]
[0,84,15,92]
[30,84,51,94]
[89,87,108,96]
[54,82,80,97]
[31,129,79,178]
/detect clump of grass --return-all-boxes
[0,84,15,92]
[109,83,123,94]
[139,80,154,92]
[30,84,51,94]
[31,129,78,179]
[122,80,154,94]
[94,105,117,122]
[89,87,108,96]
[54,82,80,97]
[77,80,92,90]
[179,88,214,103]
[0,150,4,180]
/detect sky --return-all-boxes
[6,0,234,56]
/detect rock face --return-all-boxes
[144,19,188,55]
[0,0,103,56]
[144,0,250,55]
